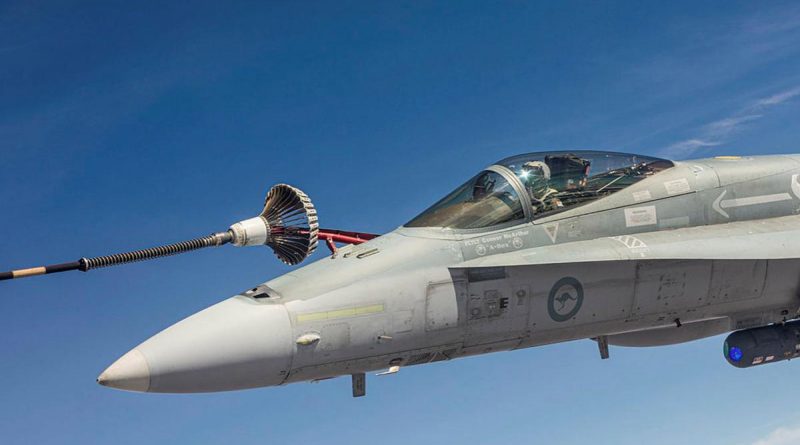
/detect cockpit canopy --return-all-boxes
[405,151,674,230]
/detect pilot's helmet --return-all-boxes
[472,171,496,199]
[520,161,551,197]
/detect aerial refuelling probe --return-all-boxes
[0,183,374,281]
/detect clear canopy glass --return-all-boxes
[406,151,673,229]
[405,170,525,229]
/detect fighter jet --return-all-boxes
[4,150,800,396]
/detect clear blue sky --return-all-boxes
[2,2,800,444]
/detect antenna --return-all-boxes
[1,183,320,281]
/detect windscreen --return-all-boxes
[405,170,525,229]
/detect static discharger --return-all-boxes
[1,183,377,282]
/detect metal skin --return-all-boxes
[98,153,800,394]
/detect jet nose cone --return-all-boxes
[98,296,293,393]
[96,349,150,392]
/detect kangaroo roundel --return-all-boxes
[548,277,584,322]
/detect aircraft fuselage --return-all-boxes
[98,154,800,394]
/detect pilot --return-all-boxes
[545,154,590,191]
[520,161,561,213]
[472,171,496,200]
[543,154,591,207]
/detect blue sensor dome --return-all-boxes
[728,346,743,362]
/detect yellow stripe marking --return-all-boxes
[297,304,384,323]
[12,267,46,278]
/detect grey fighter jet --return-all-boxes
[6,150,800,396]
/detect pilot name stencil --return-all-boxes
[464,229,530,256]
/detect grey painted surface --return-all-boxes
[99,153,800,393]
